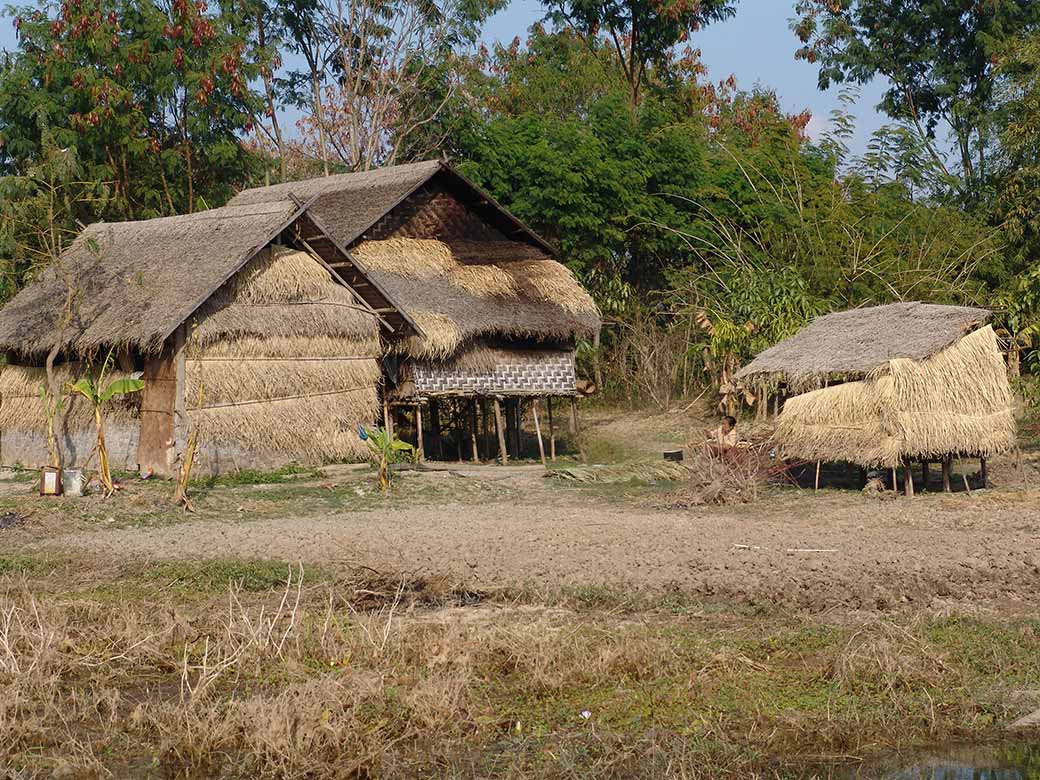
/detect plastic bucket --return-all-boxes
[62,469,84,497]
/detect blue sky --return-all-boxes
[0,0,890,155]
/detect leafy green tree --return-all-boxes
[792,0,1040,204]
[0,0,264,219]
[543,0,735,106]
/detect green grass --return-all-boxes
[141,557,330,592]
[192,463,323,488]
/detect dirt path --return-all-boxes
[25,484,1040,611]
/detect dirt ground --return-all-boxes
[6,459,1039,612]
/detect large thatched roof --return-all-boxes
[0,201,304,357]
[773,325,1015,467]
[227,160,554,252]
[351,238,599,358]
[736,302,991,389]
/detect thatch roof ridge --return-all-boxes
[0,200,302,357]
[227,160,556,254]
[736,302,991,386]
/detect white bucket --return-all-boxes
[62,469,84,497]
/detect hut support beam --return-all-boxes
[493,398,508,464]
[980,456,988,487]
[533,399,547,468]
[470,400,480,462]
[415,404,424,463]
[942,456,952,493]
[548,398,556,462]
[512,399,522,458]
[569,397,586,463]
[921,461,930,491]
[903,459,914,498]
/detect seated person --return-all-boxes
[704,415,738,456]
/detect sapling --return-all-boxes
[68,350,144,496]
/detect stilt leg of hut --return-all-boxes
[921,461,930,491]
[429,400,442,459]
[514,399,523,458]
[547,398,556,462]
[415,404,425,463]
[533,399,547,468]
[891,467,897,492]
[470,400,480,462]
[814,461,821,493]
[942,455,952,493]
[493,398,508,464]
[570,396,586,463]
[980,456,988,488]
[481,400,490,458]
[903,459,914,498]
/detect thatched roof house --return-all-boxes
[0,160,600,473]
[227,161,600,401]
[735,302,1015,469]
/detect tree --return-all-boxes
[543,0,735,106]
[0,0,264,218]
[792,0,1040,205]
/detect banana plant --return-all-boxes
[359,425,415,492]
[68,350,144,496]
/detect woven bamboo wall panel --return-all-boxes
[368,183,505,243]
[413,352,577,395]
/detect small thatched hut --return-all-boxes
[735,302,1015,492]
[0,160,600,474]
[0,200,387,475]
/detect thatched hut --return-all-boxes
[0,160,600,473]
[228,161,601,462]
[735,302,1015,493]
[0,200,388,475]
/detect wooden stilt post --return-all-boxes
[429,400,442,460]
[415,403,425,463]
[493,397,508,464]
[482,400,490,459]
[942,455,952,493]
[903,459,914,498]
[533,398,547,468]
[921,461,930,491]
[891,467,898,492]
[814,461,821,493]
[980,456,988,488]
[470,399,480,462]
[547,397,556,462]
[513,398,523,458]
[570,396,586,463]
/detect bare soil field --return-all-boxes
[5,456,1039,612]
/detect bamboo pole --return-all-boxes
[533,398,547,468]
[570,396,586,463]
[382,396,393,438]
[921,461,930,491]
[942,455,951,493]
[903,459,914,498]
[470,399,480,462]
[980,456,988,488]
[891,467,897,492]
[814,460,821,493]
[415,403,424,463]
[493,397,508,464]
[547,397,556,462]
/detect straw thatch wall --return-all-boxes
[774,326,1014,467]
[0,363,140,469]
[186,245,381,471]
[351,237,599,360]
